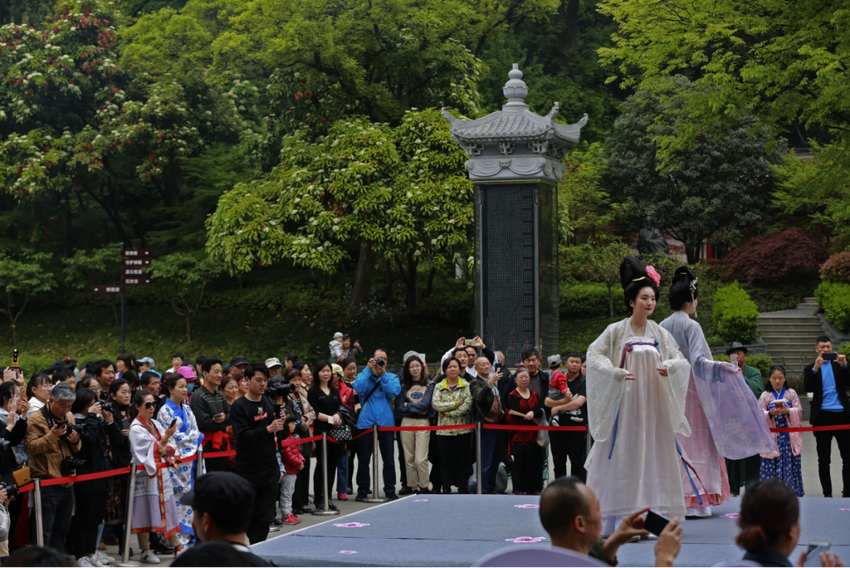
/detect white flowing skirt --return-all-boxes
[586,343,687,519]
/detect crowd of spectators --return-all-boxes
[0,326,843,567]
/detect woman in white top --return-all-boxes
[25,374,51,418]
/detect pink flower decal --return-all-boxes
[339,551,358,554]
[414,499,428,502]
[721,513,740,518]
[505,536,547,543]
[514,504,540,509]
[334,522,370,528]
[646,266,661,286]
[840,508,850,511]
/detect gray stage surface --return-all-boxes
[251,495,850,567]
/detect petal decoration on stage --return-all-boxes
[720,513,740,518]
[840,508,850,511]
[334,522,370,528]
[414,499,429,502]
[514,504,540,509]
[505,536,547,543]
[339,551,358,554]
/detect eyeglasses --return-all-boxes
[143,401,155,409]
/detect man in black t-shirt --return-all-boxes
[546,352,588,482]
[230,362,284,544]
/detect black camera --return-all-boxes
[101,402,117,415]
[266,382,296,399]
[1,482,19,498]
[57,420,84,439]
[376,357,386,367]
[61,456,88,476]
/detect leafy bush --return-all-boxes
[713,282,760,343]
[816,281,850,333]
[821,251,850,284]
[723,228,827,285]
[560,284,627,318]
[713,353,773,378]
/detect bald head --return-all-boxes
[475,357,491,376]
[540,477,597,548]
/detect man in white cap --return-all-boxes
[265,357,283,378]
[329,332,345,360]
[138,357,160,377]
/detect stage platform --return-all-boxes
[251,495,850,567]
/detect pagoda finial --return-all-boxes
[502,63,529,110]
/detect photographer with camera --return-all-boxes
[23,382,82,552]
[0,381,27,556]
[230,362,284,544]
[68,388,124,567]
[353,348,401,501]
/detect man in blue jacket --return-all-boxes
[354,348,401,501]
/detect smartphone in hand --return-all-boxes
[803,541,831,567]
[823,353,838,362]
[169,419,177,428]
[644,510,671,537]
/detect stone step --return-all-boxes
[804,297,818,303]
[758,329,825,337]
[758,320,823,329]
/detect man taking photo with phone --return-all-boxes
[804,336,850,498]
[191,357,230,472]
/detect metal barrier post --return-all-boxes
[32,479,44,548]
[363,424,385,503]
[197,444,205,474]
[110,469,141,567]
[313,433,341,516]
[475,422,483,495]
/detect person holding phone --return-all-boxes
[804,336,850,498]
[130,390,182,562]
[191,358,230,473]
[733,479,844,567]
[757,366,804,496]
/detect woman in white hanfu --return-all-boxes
[586,257,692,536]
[157,373,204,546]
[660,267,775,517]
[129,390,183,562]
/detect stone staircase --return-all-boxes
[758,297,823,377]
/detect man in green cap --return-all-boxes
[725,342,764,495]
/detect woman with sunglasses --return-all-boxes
[129,390,182,563]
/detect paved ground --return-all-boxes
[96,430,843,566]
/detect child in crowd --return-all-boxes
[280,416,305,525]
[547,355,570,426]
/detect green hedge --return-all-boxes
[816,281,850,333]
[560,284,627,318]
[713,282,760,343]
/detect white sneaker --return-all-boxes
[89,555,104,567]
[140,550,161,564]
[95,551,114,562]
[76,558,92,567]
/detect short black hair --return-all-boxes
[522,348,540,361]
[71,388,97,415]
[140,371,159,387]
[816,335,831,345]
[453,347,468,357]
[285,354,298,364]
[171,541,258,568]
[565,352,582,362]
[51,366,74,385]
[245,362,270,380]
[94,359,115,377]
[202,357,223,374]
[172,352,184,360]
[370,347,387,359]
[342,334,351,340]
[539,476,590,538]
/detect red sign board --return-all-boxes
[123,277,151,286]
[122,249,151,258]
[93,286,122,294]
[123,258,151,267]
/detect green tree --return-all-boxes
[63,244,122,325]
[604,77,784,263]
[0,0,55,26]
[597,0,843,163]
[0,250,56,346]
[148,253,223,341]
[558,142,621,246]
[563,241,628,318]
[205,110,473,307]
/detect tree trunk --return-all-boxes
[10,324,16,348]
[186,316,192,342]
[395,255,418,310]
[62,192,73,259]
[352,244,377,305]
[607,283,614,319]
[112,300,119,328]
[384,258,395,307]
[686,243,700,264]
[425,262,436,299]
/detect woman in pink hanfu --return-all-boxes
[661,267,776,517]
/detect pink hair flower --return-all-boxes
[646,265,661,286]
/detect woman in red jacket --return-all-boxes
[279,416,305,525]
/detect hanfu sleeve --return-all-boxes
[586,323,628,444]
[130,424,159,477]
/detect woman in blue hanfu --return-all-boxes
[586,257,692,536]
[661,267,775,517]
[157,370,204,546]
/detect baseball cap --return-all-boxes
[265,357,282,369]
[229,355,248,367]
[331,364,343,376]
[333,332,344,339]
[138,357,155,368]
[547,354,562,368]
[176,366,197,380]
[403,351,426,364]
[182,471,255,511]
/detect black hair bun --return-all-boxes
[669,266,698,310]
[619,257,647,291]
